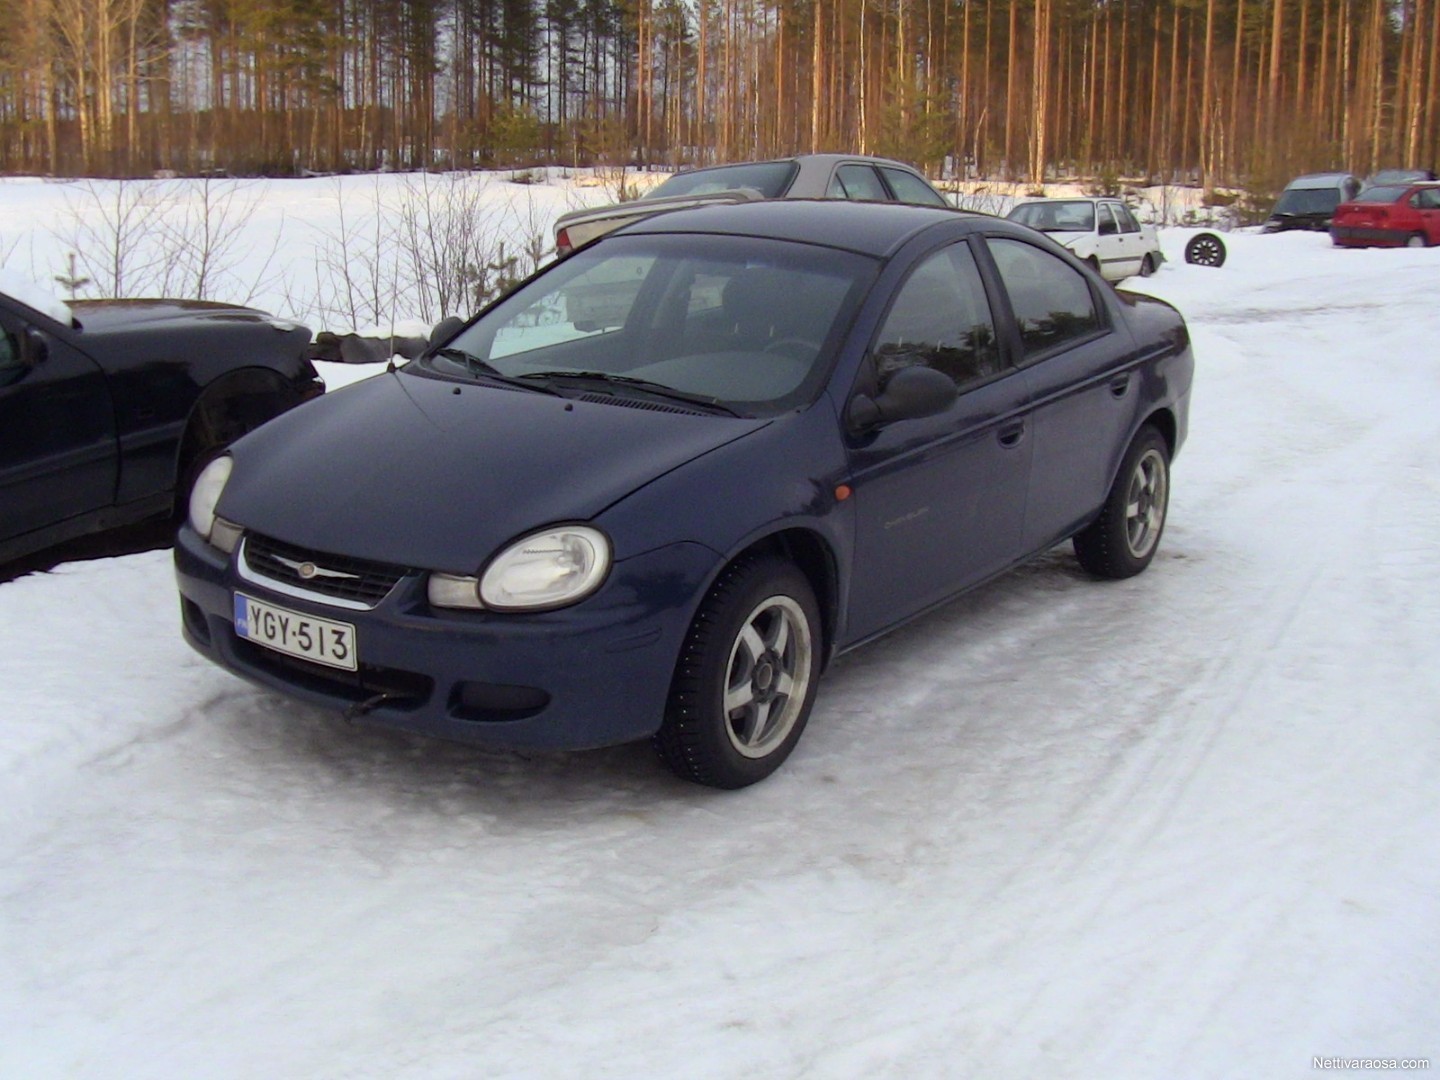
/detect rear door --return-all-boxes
[0,301,117,544]
[1095,203,1134,279]
[844,240,1031,643]
[1113,202,1151,274]
[980,235,1136,552]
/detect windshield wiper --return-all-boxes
[430,347,562,396]
[522,370,742,416]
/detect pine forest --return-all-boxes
[0,0,1436,188]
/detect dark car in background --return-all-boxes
[177,200,1193,789]
[1262,172,1362,233]
[0,285,323,565]
[1363,168,1438,188]
[554,154,951,255]
[1330,181,1440,248]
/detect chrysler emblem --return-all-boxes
[270,553,360,582]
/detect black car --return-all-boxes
[177,201,1192,788]
[1,287,324,565]
[1262,172,1363,232]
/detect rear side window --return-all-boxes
[873,242,1004,390]
[830,164,889,202]
[1114,204,1142,233]
[988,238,1103,358]
[881,167,949,207]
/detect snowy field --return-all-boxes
[2,176,1439,1078]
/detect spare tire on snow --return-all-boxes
[1184,232,1227,268]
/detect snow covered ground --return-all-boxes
[2,179,1439,1078]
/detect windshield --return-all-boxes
[1272,187,1343,215]
[646,162,799,200]
[1007,200,1096,232]
[423,233,874,417]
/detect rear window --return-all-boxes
[646,162,798,200]
[1273,187,1343,215]
[1007,200,1096,232]
[1354,185,1408,203]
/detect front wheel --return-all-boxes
[1406,232,1428,249]
[655,555,821,789]
[1073,426,1171,580]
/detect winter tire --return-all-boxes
[1073,425,1170,580]
[1406,233,1427,249]
[1139,253,1156,277]
[655,555,821,788]
[1184,232,1226,267]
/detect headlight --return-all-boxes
[188,456,233,541]
[428,525,611,612]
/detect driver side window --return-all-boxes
[873,242,1004,391]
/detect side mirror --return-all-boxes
[847,365,957,434]
[428,316,465,349]
[20,327,49,368]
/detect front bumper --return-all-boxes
[174,526,719,750]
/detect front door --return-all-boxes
[0,304,116,545]
[844,241,1030,644]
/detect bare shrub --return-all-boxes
[155,177,279,304]
[52,179,168,297]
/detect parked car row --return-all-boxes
[1261,168,1440,247]
[8,157,1199,791]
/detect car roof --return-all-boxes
[613,199,981,258]
[1285,172,1357,189]
[679,152,924,173]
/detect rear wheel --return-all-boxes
[1073,426,1170,580]
[1407,232,1428,248]
[1139,253,1157,277]
[655,555,821,789]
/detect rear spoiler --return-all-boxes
[554,188,766,255]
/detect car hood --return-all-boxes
[70,298,305,336]
[218,369,769,572]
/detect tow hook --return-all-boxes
[343,692,401,721]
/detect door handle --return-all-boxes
[997,421,1025,447]
[1109,374,1131,398]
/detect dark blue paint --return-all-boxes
[175,202,1194,751]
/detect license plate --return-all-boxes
[234,593,357,671]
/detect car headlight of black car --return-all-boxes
[188,456,243,554]
[428,525,611,612]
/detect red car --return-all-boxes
[1330,182,1440,248]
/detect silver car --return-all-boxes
[555,154,951,255]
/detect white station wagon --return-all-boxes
[1006,197,1164,282]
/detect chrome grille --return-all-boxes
[243,533,408,607]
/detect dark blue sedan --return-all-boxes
[176,201,1193,788]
